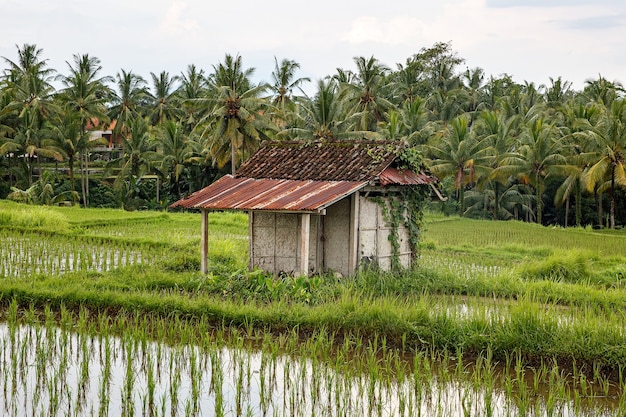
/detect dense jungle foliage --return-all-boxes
[1,42,626,227]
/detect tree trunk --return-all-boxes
[610,168,616,229]
[596,190,603,228]
[493,182,500,220]
[575,180,582,227]
[231,139,237,175]
[565,196,570,227]
[85,153,90,207]
[536,182,543,225]
[68,158,75,192]
[80,154,88,208]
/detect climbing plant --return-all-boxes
[377,146,431,271]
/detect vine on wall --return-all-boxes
[376,146,430,271]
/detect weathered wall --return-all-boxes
[249,193,413,276]
[322,198,351,276]
[250,211,320,275]
[358,195,412,270]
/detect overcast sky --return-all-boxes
[1,0,625,94]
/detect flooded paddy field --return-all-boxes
[1,307,623,417]
[2,204,626,416]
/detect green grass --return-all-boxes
[3,203,626,378]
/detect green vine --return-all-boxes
[374,146,429,272]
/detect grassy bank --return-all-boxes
[2,201,626,377]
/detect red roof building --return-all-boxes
[171,140,437,276]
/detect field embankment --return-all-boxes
[2,201,626,377]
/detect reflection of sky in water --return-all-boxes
[0,235,146,277]
[0,323,617,417]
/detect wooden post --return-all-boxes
[348,192,359,275]
[201,209,208,274]
[300,213,310,275]
[248,211,254,271]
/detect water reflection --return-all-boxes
[0,322,618,417]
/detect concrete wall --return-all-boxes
[250,211,320,275]
[248,192,413,276]
[358,195,413,270]
[322,198,351,275]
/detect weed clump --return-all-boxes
[517,250,620,286]
[161,253,201,272]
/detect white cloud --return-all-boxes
[159,1,199,36]
[342,16,425,45]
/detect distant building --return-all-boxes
[86,119,122,160]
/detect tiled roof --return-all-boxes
[234,140,403,182]
[169,140,437,212]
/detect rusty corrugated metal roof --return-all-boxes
[170,175,368,212]
[379,167,436,186]
[234,140,402,181]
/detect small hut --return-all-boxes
[170,140,437,276]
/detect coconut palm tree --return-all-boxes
[474,109,519,219]
[378,96,432,145]
[155,120,200,199]
[269,57,310,127]
[56,53,111,204]
[108,69,149,136]
[554,100,601,226]
[583,76,623,107]
[340,56,394,132]
[283,78,358,141]
[428,114,493,215]
[462,66,486,118]
[580,99,626,228]
[1,44,60,185]
[7,170,78,205]
[148,71,180,126]
[109,115,156,182]
[493,116,572,224]
[175,64,208,133]
[196,54,275,175]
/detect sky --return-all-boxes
[1,0,625,94]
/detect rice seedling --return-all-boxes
[0,306,620,416]
[3,205,626,415]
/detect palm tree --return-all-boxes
[2,44,60,185]
[196,54,275,175]
[155,120,200,199]
[109,115,156,183]
[108,69,149,136]
[462,66,486,118]
[378,96,432,145]
[581,99,626,228]
[554,100,600,226]
[148,71,180,126]
[464,182,535,220]
[340,56,394,131]
[175,64,208,132]
[392,59,427,104]
[428,114,493,215]
[269,57,310,127]
[7,170,78,205]
[474,109,519,219]
[493,117,572,224]
[284,78,357,141]
[544,76,573,111]
[56,53,111,204]
[583,76,623,107]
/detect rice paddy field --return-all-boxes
[2,199,626,416]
